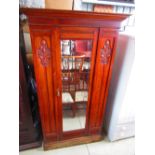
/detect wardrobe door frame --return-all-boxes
[56,26,99,139]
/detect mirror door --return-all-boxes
[58,27,99,134]
[61,39,92,131]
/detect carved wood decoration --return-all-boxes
[37,39,51,67]
[100,40,112,64]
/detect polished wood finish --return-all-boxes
[20,8,128,29]
[44,134,103,150]
[20,8,129,150]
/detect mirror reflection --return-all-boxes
[61,40,93,131]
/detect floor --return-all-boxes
[63,109,85,131]
[20,137,134,155]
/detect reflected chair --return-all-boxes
[61,55,85,117]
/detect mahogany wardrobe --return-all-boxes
[20,8,129,150]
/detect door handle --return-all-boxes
[57,88,60,97]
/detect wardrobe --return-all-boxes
[20,8,129,150]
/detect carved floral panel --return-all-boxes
[100,39,112,64]
[37,39,51,67]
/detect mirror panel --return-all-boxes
[60,39,93,131]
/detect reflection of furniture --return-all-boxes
[74,40,92,64]
[74,40,92,52]
[75,91,88,103]
[21,8,129,150]
[62,55,85,90]
[62,55,85,117]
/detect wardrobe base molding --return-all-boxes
[44,134,103,150]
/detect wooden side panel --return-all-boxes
[29,28,58,139]
[89,29,118,133]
